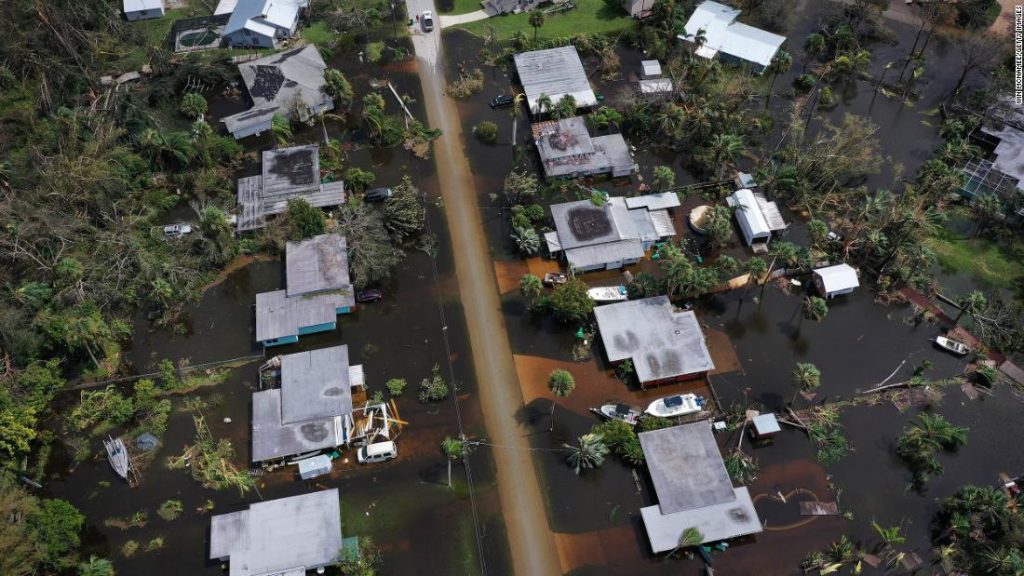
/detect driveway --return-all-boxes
[439,9,491,29]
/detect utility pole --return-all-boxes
[391,2,398,38]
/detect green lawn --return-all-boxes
[442,0,486,15]
[927,232,1024,291]
[111,9,193,70]
[302,21,334,45]
[456,0,634,40]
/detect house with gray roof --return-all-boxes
[639,422,762,553]
[593,296,714,387]
[514,46,597,115]
[222,0,308,48]
[222,44,333,139]
[252,345,362,462]
[544,197,675,273]
[255,233,355,347]
[237,144,345,231]
[678,0,786,74]
[531,117,635,179]
[209,489,343,575]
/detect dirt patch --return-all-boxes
[706,327,742,375]
[202,254,275,292]
[493,259,530,295]
[553,524,636,574]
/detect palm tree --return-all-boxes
[953,290,986,326]
[519,273,543,299]
[653,104,686,141]
[803,32,825,72]
[78,556,115,576]
[536,93,553,116]
[911,413,968,450]
[510,92,526,151]
[548,369,575,431]
[971,193,1003,237]
[709,133,744,182]
[979,546,1024,574]
[271,114,293,147]
[528,11,545,42]
[551,94,576,120]
[668,526,705,557]
[791,362,821,405]
[323,69,354,108]
[564,433,609,474]
[766,50,792,107]
[441,436,467,488]
[803,296,829,322]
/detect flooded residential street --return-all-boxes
[407,0,563,573]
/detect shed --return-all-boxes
[594,296,714,387]
[622,0,656,18]
[124,0,165,21]
[514,47,597,115]
[813,264,859,299]
[751,413,780,438]
[297,455,332,480]
[640,60,662,79]
[210,489,342,575]
[638,422,762,552]
[726,188,771,247]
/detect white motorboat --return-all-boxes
[645,394,704,418]
[591,402,642,426]
[104,436,131,481]
[587,285,628,303]
[934,336,970,356]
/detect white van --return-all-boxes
[357,441,397,464]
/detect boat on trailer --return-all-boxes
[587,285,628,303]
[934,336,970,356]
[645,394,704,418]
[591,402,642,426]
[543,272,568,286]
[104,436,131,481]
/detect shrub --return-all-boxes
[386,378,407,397]
[448,68,484,99]
[121,540,139,558]
[157,500,183,521]
[794,73,816,92]
[418,364,449,403]
[475,120,498,143]
[366,42,385,63]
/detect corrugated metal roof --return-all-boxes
[727,188,771,246]
[679,1,785,69]
[754,193,787,231]
[124,0,164,12]
[565,241,645,270]
[814,264,859,295]
[254,289,347,342]
[639,422,735,514]
[209,489,342,575]
[225,0,305,35]
[625,192,681,211]
[514,46,597,114]
[640,59,662,79]
[649,209,676,238]
[594,296,714,384]
[236,146,346,231]
[544,231,562,254]
[641,487,762,552]
[639,78,673,94]
[251,389,344,461]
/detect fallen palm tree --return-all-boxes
[168,411,253,495]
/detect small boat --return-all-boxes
[356,289,383,303]
[645,394,704,418]
[934,336,970,356]
[591,402,642,426]
[587,285,628,302]
[543,272,568,286]
[104,436,131,481]
[688,205,712,235]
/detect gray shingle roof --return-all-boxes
[209,489,342,575]
[251,388,343,461]
[594,296,714,384]
[280,345,354,423]
[285,234,351,297]
[254,289,349,342]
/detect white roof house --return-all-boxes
[678,1,786,73]
[639,422,762,553]
[210,489,342,576]
[123,0,165,21]
[223,0,309,48]
[514,46,598,115]
[813,264,859,299]
[726,188,786,248]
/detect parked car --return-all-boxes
[162,223,193,238]
[356,289,383,303]
[490,94,514,109]
[422,11,434,32]
[357,441,398,464]
[364,187,393,203]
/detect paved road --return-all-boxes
[439,9,491,28]
[403,1,563,575]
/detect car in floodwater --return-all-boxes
[364,187,393,203]
[490,94,514,109]
[421,11,434,32]
[356,289,383,303]
[162,223,192,238]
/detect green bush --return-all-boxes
[794,73,816,92]
[475,120,498,143]
[386,378,408,397]
[157,500,183,521]
[418,364,449,403]
[366,42,385,63]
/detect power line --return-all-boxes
[422,201,489,576]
